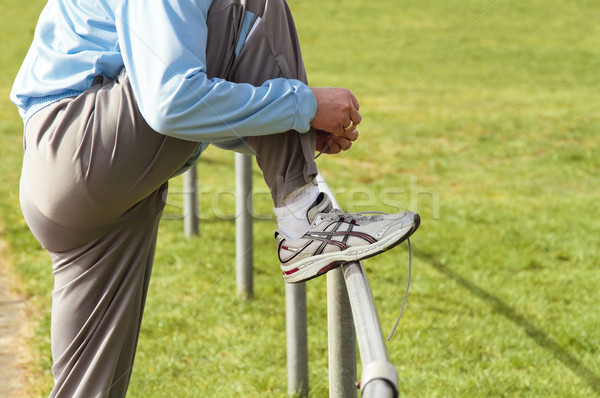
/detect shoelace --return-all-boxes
[387,237,411,341]
[321,210,387,223]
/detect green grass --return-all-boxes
[2,0,600,396]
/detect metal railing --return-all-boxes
[182,156,399,397]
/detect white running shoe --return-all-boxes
[277,193,420,283]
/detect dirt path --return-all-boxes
[0,240,32,398]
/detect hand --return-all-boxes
[310,87,362,137]
[315,129,359,155]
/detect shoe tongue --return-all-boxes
[306,192,333,224]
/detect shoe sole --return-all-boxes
[283,213,421,283]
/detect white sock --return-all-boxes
[274,183,320,240]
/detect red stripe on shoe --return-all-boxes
[283,267,300,276]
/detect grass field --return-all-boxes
[1,0,599,396]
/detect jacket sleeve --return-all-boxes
[114,0,317,142]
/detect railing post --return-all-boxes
[327,269,357,398]
[183,165,199,237]
[286,283,309,397]
[235,153,253,300]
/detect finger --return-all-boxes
[349,107,362,126]
[343,128,359,141]
[349,91,360,111]
[326,137,342,154]
[347,90,361,125]
[333,123,347,137]
[332,136,352,151]
[315,136,329,154]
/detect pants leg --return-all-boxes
[20,72,199,398]
[206,0,319,206]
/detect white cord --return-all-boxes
[387,238,412,341]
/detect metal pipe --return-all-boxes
[183,165,199,237]
[327,269,357,398]
[362,380,397,398]
[286,283,309,397]
[343,263,388,362]
[235,153,253,300]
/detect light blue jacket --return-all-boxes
[10,0,317,152]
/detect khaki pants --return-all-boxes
[20,0,316,396]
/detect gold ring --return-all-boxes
[345,121,355,130]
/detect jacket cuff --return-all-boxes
[291,82,317,133]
